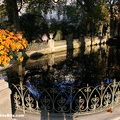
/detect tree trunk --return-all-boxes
[110,6,114,37]
[5,0,20,31]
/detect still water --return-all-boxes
[1,44,120,114]
[3,44,120,88]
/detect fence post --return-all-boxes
[0,79,12,120]
[84,84,91,112]
[112,79,116,109]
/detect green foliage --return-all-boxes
[75,0,110,35]
[20,13,36,42]
[50,21,77,39]
[66,5,81,23]
[20,13,47,43]
[1,0,116,38]
[39,22,50,35]
[0,3,6,19]
[26,0,52,15]
[54,30,63,41]
[0,21,16,32]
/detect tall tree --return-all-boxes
[4,0,20,31]
[4,0,29,31]
[75,0,109,35]
[105,0,118,36]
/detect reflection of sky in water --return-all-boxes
[23,45,120,90]
[106,79,113,84]
[101,79,113,85]
[26,80,40,98]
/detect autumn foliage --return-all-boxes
[0,29,28,66]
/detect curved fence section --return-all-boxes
[11,80,120,116]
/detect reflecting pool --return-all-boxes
[1,44,120,115]
[3,44,120,88]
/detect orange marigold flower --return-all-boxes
[0,29,28,66]
[9,32,14,36]
[9,55,13,59]
[19,57,24,62]
[0,45,4,50]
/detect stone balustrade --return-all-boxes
[25,34,107,58]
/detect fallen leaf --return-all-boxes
[73,66,77,68]
[107,107,112,113]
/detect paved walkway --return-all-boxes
[13,105,120,120]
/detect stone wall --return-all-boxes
[0,78,12,120]
[25,35,107,58]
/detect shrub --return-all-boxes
[20,13,46,42]
[54,30,63,41]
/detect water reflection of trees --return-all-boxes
[107,47,120,81]
[5,46,120,115]
[5,45,120,91]
[23,53,107,89]
[4,48,107,87]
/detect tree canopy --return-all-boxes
[0,0,119,37]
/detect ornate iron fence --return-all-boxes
[11,79,120,116]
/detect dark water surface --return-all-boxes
[2,44,120,114]
[3,44,120,89]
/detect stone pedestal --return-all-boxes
[0,79,12,120]
[48,33,54,52]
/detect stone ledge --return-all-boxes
[0,88,11,104]
[0,79,8,91]
[0,79,12,120]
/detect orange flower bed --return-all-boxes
[16,30,25,34]
[0,29,28,66]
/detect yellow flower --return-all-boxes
[0,45,4,50]
[0,29,28,66]
[9,55,13,59]
[19,57,24,62]
[9,32,14,36]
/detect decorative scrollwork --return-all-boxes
[50,88,57,93]
[74,96,85,112]
[104,92,111,106]
[25,94,34,109]
[99,83,105,91]
[18,83,25,91]
[78,96,85,110]
[84,84,91,93]
[14,92,21,108]
[115,89,120,103]
[41,96,51,110]
[58,97,66,104]
[57,97,67,112]
[91,95,99,110]
[112,79,117,88]
[11,81,120,115]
